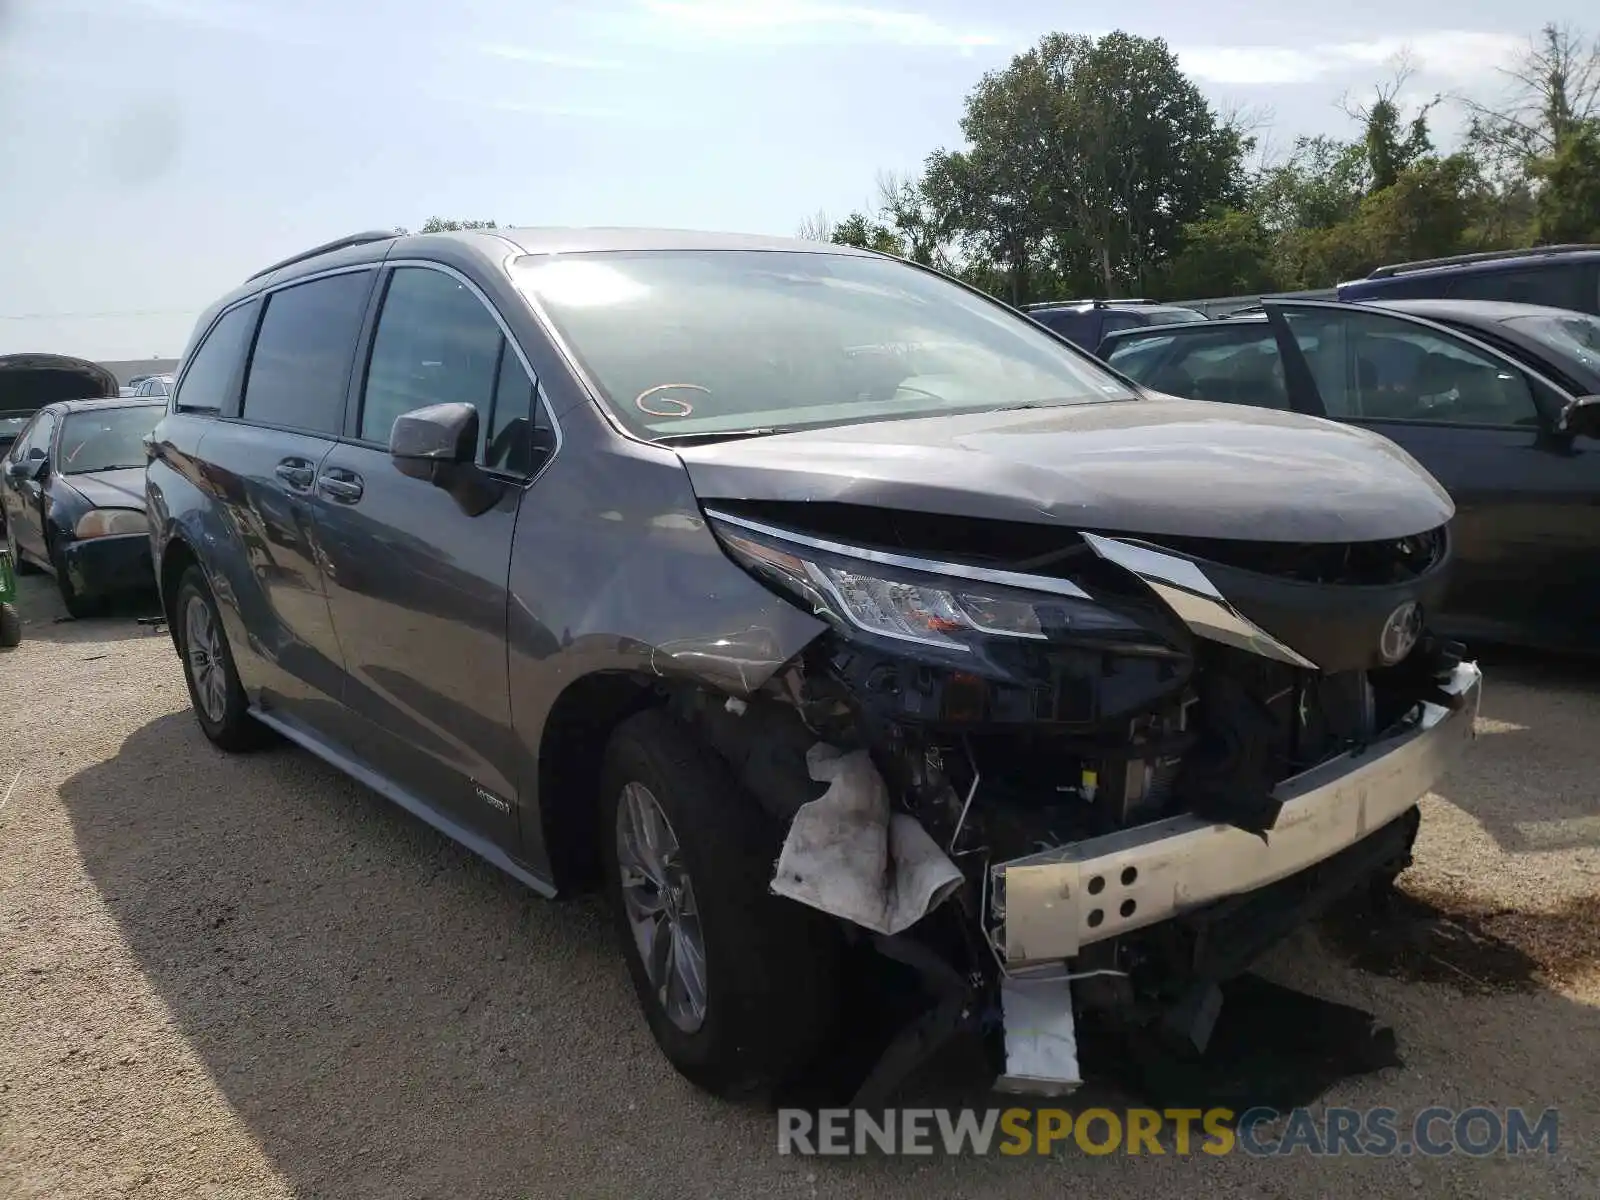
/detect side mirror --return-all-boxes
[1557,395,1600,440]
[6,453,45,482]
[387,402,502,517]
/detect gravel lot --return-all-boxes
[3,574,1598,1199]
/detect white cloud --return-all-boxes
[1178,30,1525,87]
[639,0,1001,49]
[478,44,627,71]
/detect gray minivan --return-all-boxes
[146,227,1480,1101]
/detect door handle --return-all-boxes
[274,459,315,491]
[317,469,364,504]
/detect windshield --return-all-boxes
[1503,312,1600,375]
[510,249,1137,440]
[57,406,161,474]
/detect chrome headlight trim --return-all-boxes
[1080,532,1317,669]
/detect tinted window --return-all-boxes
[1503,311,1600,375]
[20,412,58,459]
[1108,325,1290,409]
[1034,310,1096,347]
[361,267,503,444]
[1285,308,1538,426]
[174,303,256,413]
[243,271,372,434]
[485,341,553,474]
[1100,312,1145,336]
[512,251,1136,441]
[1447,263,1592,311]
[7,413,47,461]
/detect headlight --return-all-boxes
[706,510,1149,653]
[74,508,148,539]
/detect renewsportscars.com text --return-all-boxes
[777,1106,1560,1157]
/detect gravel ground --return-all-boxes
[3,573,1598,1199]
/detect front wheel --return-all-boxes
[600,708,842,1097]
[173,566,274,752]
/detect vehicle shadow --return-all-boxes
[7,573,164,646]
[57,710,1600,1196]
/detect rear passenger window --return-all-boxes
[1447,264,1590,311]
[242,271,372,435]
[362,266,550,474]
[173,303,256,413]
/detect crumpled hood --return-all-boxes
[62,467,147,512]
[674,396,1454,543]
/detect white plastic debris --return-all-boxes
[769,743,965,935]
[996,973,1082,1095]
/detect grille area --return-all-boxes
[1148,527,1447,586]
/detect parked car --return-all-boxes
[147,227,1479,1101]
[1022,298,1206,349]
[1337,243,1600,314]
[2,398,164,616]
[132,374,175,399]
[1097,298,1600,653]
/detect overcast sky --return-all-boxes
[0,0,1582,360]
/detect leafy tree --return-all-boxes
[828,211,906,256]
[1160,209,1279,297]
[1529,122,1600,240]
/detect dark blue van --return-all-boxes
[1338,244,1600,313]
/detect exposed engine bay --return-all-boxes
[660,501,1482,1103]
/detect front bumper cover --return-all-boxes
[62,532,155,599]
[990,660,1482,967]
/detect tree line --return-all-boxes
[800,23,1600,304]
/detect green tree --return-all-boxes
[1160,209,1279,297]
[828,211,906,256]
[924,31,1247,302]
[1529,123,1600,240]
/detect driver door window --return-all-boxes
[1282,308,1539,427]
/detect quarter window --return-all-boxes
[1285,308,1539,426]
[173,303,257,413]
[1108,326,1291,409]
[242,271,372,435]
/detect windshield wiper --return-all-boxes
[651,427,798,447]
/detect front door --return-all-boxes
[3,410,58,564]
[313,263,552,842]
[1268,301,1600,647]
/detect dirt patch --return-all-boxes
[1318,883,1600,994]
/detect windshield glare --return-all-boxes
[1505,312,1600,373]
[510,249,1137,440]
[58,406,161,474]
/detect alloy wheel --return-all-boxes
[184,593,228,724]
[616,781,708,1033]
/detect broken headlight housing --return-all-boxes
[706,510,1155,654]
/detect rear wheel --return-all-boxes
[600,708,842,1097]
[51,545,102,619]
[173,566,274,752]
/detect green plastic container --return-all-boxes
[1,545,20,648]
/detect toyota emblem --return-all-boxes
[1379,601,1423,665]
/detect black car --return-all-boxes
[1097,298,1600,653]
[145,226,1480,1101]
[1337,243,1600,314]
[1023,298,1205,349]
[2,398,164,616]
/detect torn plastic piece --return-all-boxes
[995,973,1082,1095]
[770,743,964,935]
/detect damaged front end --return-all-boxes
[677,503,1481,1101]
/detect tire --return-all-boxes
[0,602,19,648]
[600,707,842,1097]
[172,565,274,751]
[51,547,103,619]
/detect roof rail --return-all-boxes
[245,229,400,283]
[1365,243,1600,280]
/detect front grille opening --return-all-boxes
[1148,527,1447,586]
